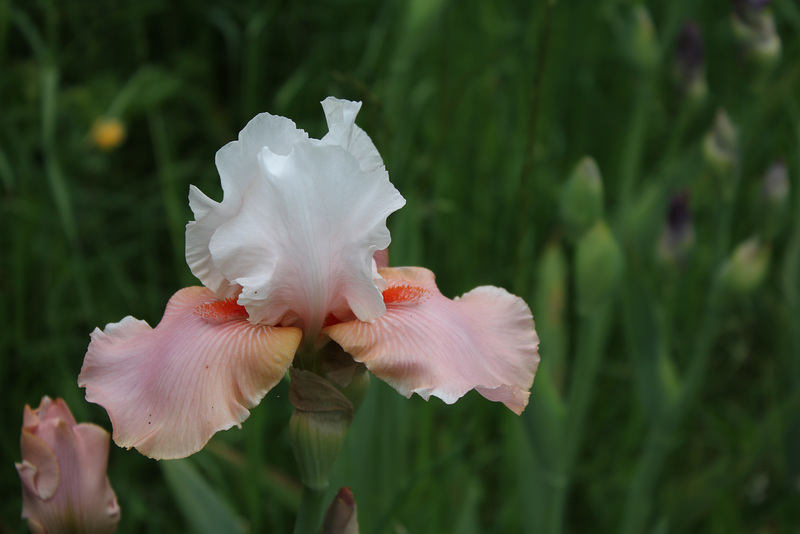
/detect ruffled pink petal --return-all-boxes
[17,433,60,500]
[79,287,302,459]
[188,99,405,339]
[324,267,540,414]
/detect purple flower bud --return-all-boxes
[758,158,790,239]
[675,21,705,83]
[733,0,771,23]
[666,191,692,236]
[674,21,707,100]
[658,191,694,266]
[731,0,781,64]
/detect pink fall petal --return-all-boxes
[16,397,120,534]
[325,267,540,414]
[79,287,302,460]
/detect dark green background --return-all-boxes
[2,0,799,532]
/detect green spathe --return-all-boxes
[289,369,354,491]
[721,237,771,295]
[702,109,739,178]
[575,220,623,314]
[560,156,604,241]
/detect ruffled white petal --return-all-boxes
[320,97,384,172]
[78,287,302,459]
[186,99,405,338]
[325,267,540,414]
[187,113,309,298]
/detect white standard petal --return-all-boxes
[186,112,310,296]
[211,140,404,336]
[188,99,405,339]
[320,97,384,172]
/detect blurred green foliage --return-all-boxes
[2,0,800,532]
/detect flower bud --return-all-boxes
[319,343,371,413]
[90,118,126,151]
[575,220,623,314]
[673,21,708,103]
[322,487,359,534]
[721,236,771,295]
[731,0,781,67]
[560,156,604,241]
[627,6,659,71]
[702,109,739,178]
[289,368,354,490]
[16,396,121,534]
[657,191,695,267]
[758,158,790,240]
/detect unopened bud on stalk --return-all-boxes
[289,369,354,490]
[319,343,371,412]
[702,109,739,178]
[560,157,604,241]
[758,159,790,240]
[627,6,659,71]
[322,487,360,534]
[673,21,708,103]
[575,220,623,314]
[16,397,121,534]
[721,236,771,295]
[657,191,695,267]
[731,0,781,66]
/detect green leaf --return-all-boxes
[161,458,248,534]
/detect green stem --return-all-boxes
[515,0,554,277]
[787,98,800,382]
[617,73,656,214]
[292,485,327,534]
[620,274,723,534]
[549,305,613,534]
[619,408,678,534]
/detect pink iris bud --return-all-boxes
[322,487,360,534]
[15,396,121,534]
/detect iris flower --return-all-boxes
[79,98,540,460]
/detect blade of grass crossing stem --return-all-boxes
[40,67,76,245]
[622,277,666,419]
[549,306,613,534]
[453,477,482,534]
[40,65,94,319]
[161,458,247,534]
[244,401,267,533]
